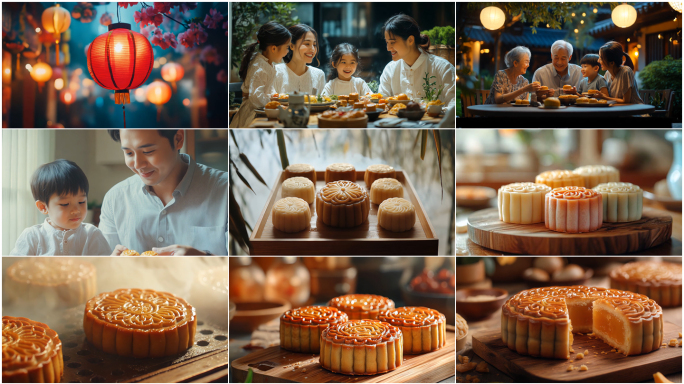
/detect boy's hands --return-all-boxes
[111,245,128,256]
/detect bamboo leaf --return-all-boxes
[276,130,289,169]
[229,217,249,254]
[432,130,444,201]
[230,159,256,194]
[365,131,372,157]
[230,130,240,151]
[239,153,268,187]
[413,130,422,149]
[311,130,319,156]
[229,189,251,253]
[420,130,428,160]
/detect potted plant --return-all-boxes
[456,257,495,285]
[421,26,455,65]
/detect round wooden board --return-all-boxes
[467,207,672,255]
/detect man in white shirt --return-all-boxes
[99,130,228,255]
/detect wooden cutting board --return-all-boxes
[231,326,455,383]
[471,321,682,382]
[467,207,672,255]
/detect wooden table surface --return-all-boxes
[456,198,682,256]
[466,103,655,117]
[249,111,442,128]
[457,275,683,383]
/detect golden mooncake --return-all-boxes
[364,164,396,188]
[285,163,316,184]
[282,177,316,204]
[502,286,663,359]
[316,181,369,228]
[370,178,403,204]
[280,306,348,353]
[377,197,416,232]
[535,170,585,189]
[320,320,403,375]
[610,261,681,307]
[83,288,197,358]
[3,316,64,383]
[272,197,312,233]
[378,307,446,354]
[325,163,356,183]
[5,257,96,309]
[328,294,395,320]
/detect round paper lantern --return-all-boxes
[147,80,172,121]
[60,89,75,107]
[670,2,683,13]
[42,4,71,65]
[161,62,184,92]
[480,6,505,30]
[612,3,638,28]
[87,23,154,105]
[30,62,53,91]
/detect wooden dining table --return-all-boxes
[249,111,443,128]
[466,103,655,117]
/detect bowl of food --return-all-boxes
[387,94,411,106]
[403,268,455,324]
[264,101,282,119]
[456,288,508,320]
[456,186,496,208]
[397,101,425,121]
[231,299,290,333]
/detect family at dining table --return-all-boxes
[484,39,644,105]
[230,14,456,128]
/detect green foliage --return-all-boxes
[231,3,300,72]
[639,55,682,120]
[456,86,462,116]
[367,80,379,93]
[422,72,444,102]
[467,3,617,34]
[421,26,455,46]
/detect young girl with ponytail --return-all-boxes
[321,43,372,97]
[378,14,455,107]
[274,24,326,96]
[230,21,291,128]
[595,41,644,104]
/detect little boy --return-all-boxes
[10,159,112,255]
[576,54,609,97]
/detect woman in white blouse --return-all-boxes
[378,14,455,107]
[230,21,291,128]
[274,24,326,96]
[593,41,644,104]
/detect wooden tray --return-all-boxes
[471,321,682,382]
[467,207,672,255]
[231,326,455,382]
[249,170,439,255]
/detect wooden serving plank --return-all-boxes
[249,170,439,255]
[471,321,682,383]
[467,207,672,255]
[231,326,455,383]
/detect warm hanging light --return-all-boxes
[670,2,683,13]
[87,22,154,127]
[146,80,172,121]
[480,6,505,30]
[30,62,53,92]
[612,3,637,28]
[60,89,76,113]
[161,62,184,92]
[41,4,71,65]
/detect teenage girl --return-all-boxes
[274,24,326,96]
[230,21,291,128]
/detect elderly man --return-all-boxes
[532,40,582,100]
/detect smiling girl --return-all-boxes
[321,43,372,97]
[378,14,455,107]
[274,24,326,96]
[230,21,291,128]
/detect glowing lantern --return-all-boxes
[146,80,172,121]
[612,3,637,28]
[60,89,76,112]
[87,22,154,127]
[161,62,184,92]
[670,2,683,13]
[42,4,71,65]
[480,6,505,30]
[30,62,53,91]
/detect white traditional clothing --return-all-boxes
[378,51,455,107]
[321,77,372,97]
[10,219,112,256]
[274,63,326,96]
[230,53,277,128]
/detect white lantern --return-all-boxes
[612,3,637,28]
[480,6,505,30]
[670,2,682,13]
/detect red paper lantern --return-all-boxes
[86,23,153,105]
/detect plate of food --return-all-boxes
[537,97,566,109]
[388,102,408,115]
[574,99,613,107]
[270,93,289,105]
[387,94,411,106]
[512,100,531,107]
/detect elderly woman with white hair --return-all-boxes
[484,46,540,104]
[531,40,583,99]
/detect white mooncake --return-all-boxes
[272,197,311,233]
[593,182,643,222]
[377,197,416,232]
[573,165,620,189]
[370,178,403,204]
[498,182,552,224]
[282,177,315,204]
